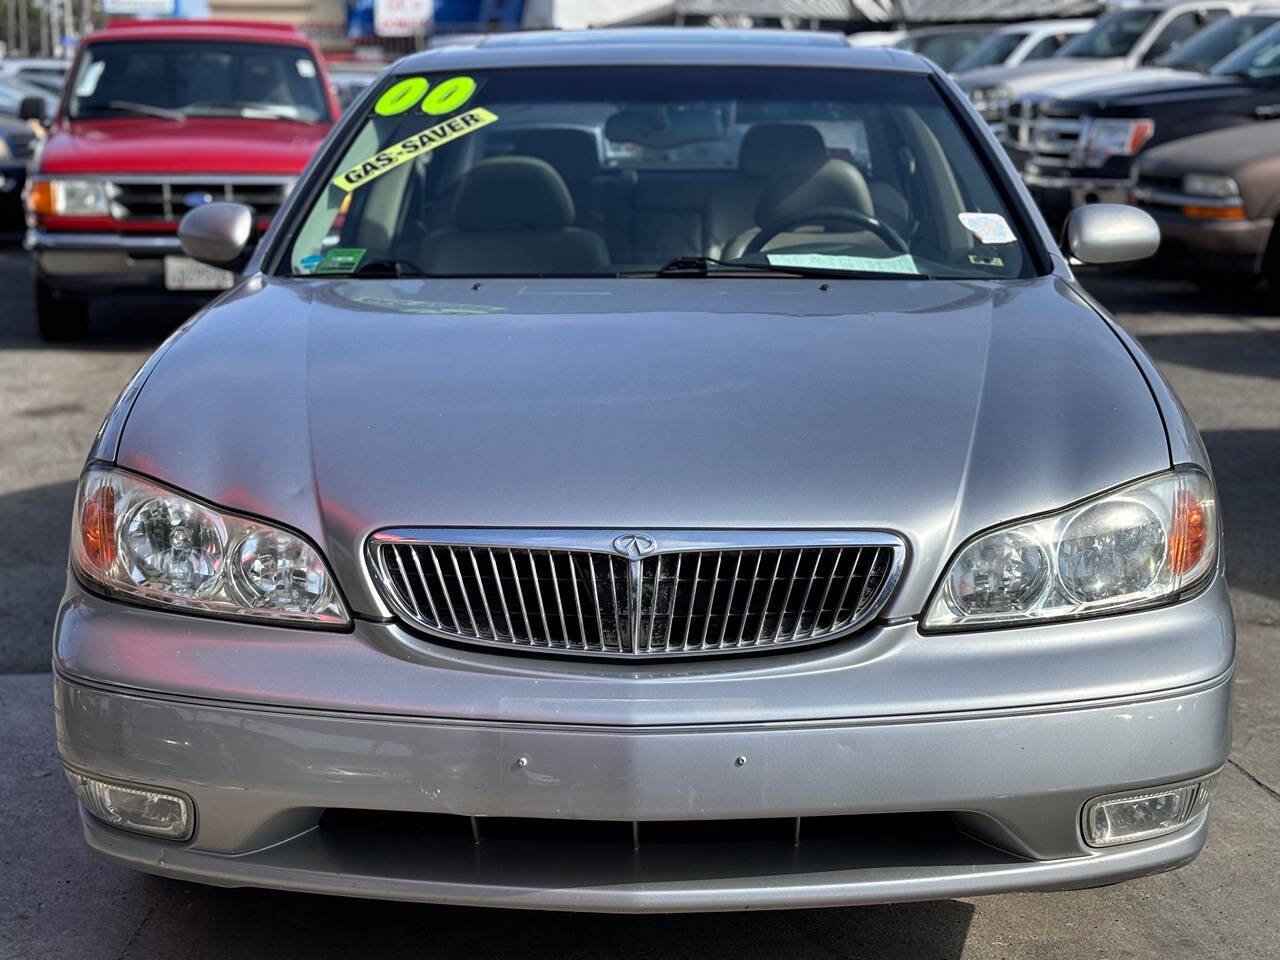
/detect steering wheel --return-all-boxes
[743,206,910,257]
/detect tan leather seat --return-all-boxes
[419,156,610,275]
[723,157,877,261]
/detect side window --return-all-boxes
[1023,34,1063,61]
[1143,11,1213,63]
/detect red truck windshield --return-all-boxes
[66,40,330,124]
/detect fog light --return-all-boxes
[1083,771,1219,847]
[66,770,193,840]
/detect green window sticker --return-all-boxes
[315,247,366,275]
[372,75,477,117]
[331,107,500,192]
[374,77,429,116]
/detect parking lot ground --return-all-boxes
[1,246,1277,959]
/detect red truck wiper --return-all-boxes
[105,100,186,122]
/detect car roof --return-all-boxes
[86,18,315,47]
[993,18,1094,34]
[393,28,931,74]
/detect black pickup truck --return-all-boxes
[1012,18,1280,230]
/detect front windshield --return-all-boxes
[1160,15,1279,72]
[898,31,986,70]
[288,66,1034,281]
[1059,10,1158,59]
[1211,21,1280,79]
[953,32,1027,71]
[67,41,330,123]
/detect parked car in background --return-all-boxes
[959,2,1245,128]
[0,74,54,122]
[1013,20,1280,229]
[846,29,908,47]
[0,113,39,231]
[23,18,339,340]
[53,28,1231,914]
[1133,119,1280,296]
[895,25,995,70]
[951,19,1095,77]
[0,56,69,96]
[327,63,384,111]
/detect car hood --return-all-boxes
[116,275,1170,619]
[1034,66,1187,101]
[38,116,329,175]
[1064,73,1249,112]
[955,57,1126,94]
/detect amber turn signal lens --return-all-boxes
[81,484,116,571]
[25,179,54,216]
[1168,489,1208,576]
[1181,204,1245,220]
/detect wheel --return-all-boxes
[34,277,89,342]
[1262,226,1280,315]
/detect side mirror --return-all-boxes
[19,96,48,123]
[178,202,255,270]
[1065,203,1160,265]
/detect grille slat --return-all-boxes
[104,176,292,223]
[374,537,901,659]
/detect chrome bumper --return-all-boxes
[26,229,184,291]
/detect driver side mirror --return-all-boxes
[1065,204,1160,265]
[179,202,256,271]
[19,96,48,124]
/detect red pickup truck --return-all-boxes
[23,19,339,340]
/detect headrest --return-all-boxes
[755,157,874,225]
[515,129,601,183]
[738,124,826,178]
[453,157,576,231]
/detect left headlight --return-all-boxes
[1076,118,1155,168]
[924,468,1217,630]
[73,466,349,627]
[969,85,1011,123]
[25,176,112,217]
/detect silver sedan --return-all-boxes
[53,28,1231,912]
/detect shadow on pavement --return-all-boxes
[1081,271,1277,319]
[121,876,977,960]
[1200,429,1280,606]
[0,481,75,673]
[1139,331,1280,381]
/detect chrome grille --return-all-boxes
[105,176,292,223]
[371,531,905,659]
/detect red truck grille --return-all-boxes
[106,176,293,224]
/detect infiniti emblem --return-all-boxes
[612,534,656,559]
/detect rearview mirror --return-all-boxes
[179,202,255,270]
[19,96,48,123]
[1065,204,1160,265]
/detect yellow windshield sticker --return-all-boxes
[374,77,429,116]
[332,107,499,192]
[372,75,477,117]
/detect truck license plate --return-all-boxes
[163,256,235,291]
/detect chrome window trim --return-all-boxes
[366,528,907,660]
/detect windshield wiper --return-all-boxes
[640,255,929,280]
[105,100,186,122]
[186,101,311,123]
[350,258,429,278]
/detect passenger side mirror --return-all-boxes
[179,202,256,271]
[1065,204,1160,265]
[19,96,48,124]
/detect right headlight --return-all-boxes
[73,465,349,627]
[969,85,1012,122]
[924,468,1217,630]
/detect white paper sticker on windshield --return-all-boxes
[75,60,105,97]
[766,253,922,275]
[296,59,317,79]
[959,212,1016,244]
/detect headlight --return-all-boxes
[25,176,112,216]
[925,468,1217,630]
[73,466,349,626]
[969,85,1011,122]
[1076,118,1155,168]
[1182,173,1239,199]
[0,137,12,162]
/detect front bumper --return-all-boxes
[25,229,186,294]
[53,575,1235,911]
[1136,203,1273,276]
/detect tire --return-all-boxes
[34,278,89,342]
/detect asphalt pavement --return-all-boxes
[1,245,1277,959]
